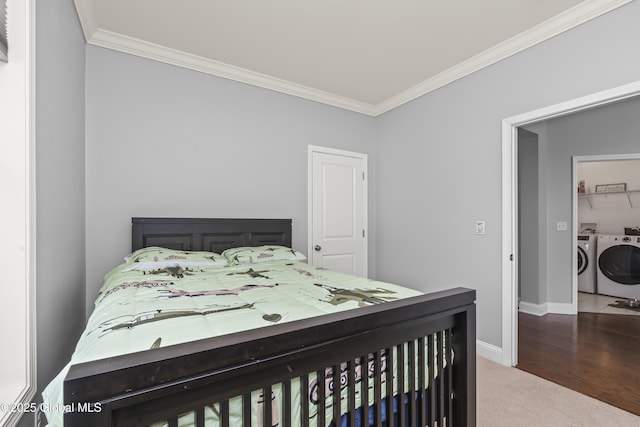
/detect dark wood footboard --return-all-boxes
[64,287,476,426]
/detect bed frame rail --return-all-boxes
[64,287,475,426]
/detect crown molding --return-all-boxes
[86,29,377,116]
[73,0,97,41]
[374,0,633,115]
[76,0,631,117]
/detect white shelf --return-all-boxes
[578,189,640,208]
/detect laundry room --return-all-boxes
[577,158,640,310]
[517,95,640,317]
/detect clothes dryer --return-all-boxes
[577,234,597,293]
[596,234,640,299]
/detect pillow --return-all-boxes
[124,246,228,270]
[222,245,306,265]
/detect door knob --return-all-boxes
[314,245,322,251]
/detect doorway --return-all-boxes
[513,108,640,413]
[501,80,640,367]
[575,156,640,313]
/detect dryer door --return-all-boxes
[598,244,640,285]
[577,246,588,275]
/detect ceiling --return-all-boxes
[73,0,629,116]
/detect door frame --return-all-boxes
[307,145,368,276]
[501,80,640,367]
[0,0,37,425]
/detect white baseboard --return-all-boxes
[518,301,575,316]
[476,339,503,365]
[546,302,575,315]
[518,301,547,316]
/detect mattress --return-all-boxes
[42,246,429,426]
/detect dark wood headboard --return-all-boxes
[131,217,292,253]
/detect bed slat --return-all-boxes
[221,400,230,427]
[318,369,327,426]
[263,386,272,427]
[347,359,356,427]
[283,380,292,427]
[332,363,340,427]
[427,334,435,426]
[195,407,205,427]
[408,339,416,425]
[386,347,395,427]
[373,351,382,427]
[397,343,406,427]
[417,337,425,427]
[243,393,251,427]
[438,330,446,423]
[446,328,454,424]
[361,355,369,427]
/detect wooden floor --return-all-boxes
[517,311,640,416]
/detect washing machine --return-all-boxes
[577,234,597,293]
[596,234,640,299]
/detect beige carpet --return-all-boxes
[477,357,640,426]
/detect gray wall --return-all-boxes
[520,122,550,309]
[375,1,640,348]
[517,128,540,305]
[542,96,640,304]
[26,0,86,425]
[84,47,378,312]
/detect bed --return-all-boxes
[45,217,476,426]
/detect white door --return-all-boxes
[308,146,367,277]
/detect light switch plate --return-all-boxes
[476,221,485,235]
[557,221,568,231]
